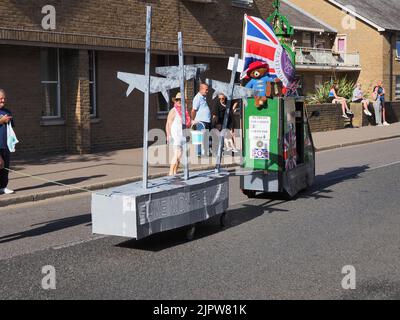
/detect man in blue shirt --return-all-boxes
[191,83,211,157]
[0,89,15,194]
[373,81,390,126]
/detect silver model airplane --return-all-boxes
[117,72,181,102]
[155,64,209,80]
[205,79,255,105]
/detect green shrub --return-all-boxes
[306,76,356,104]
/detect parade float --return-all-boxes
[91,0,316,241]
[240,0,316,198]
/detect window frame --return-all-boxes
[156,54,180,117]
[395,33,400,59]
[41,48,61,119]
[314,75,323,90]
[89,50,98,118]
[231,0,254,8]
[395,75,400,101]
[335,35,347,53]
[302,32,313,48]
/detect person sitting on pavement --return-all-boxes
[328,84,353,119]
[352,83,372,116]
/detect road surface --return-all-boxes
[0,138,400,299]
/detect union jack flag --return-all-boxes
[284,129,297,171]
[242,14,295,87]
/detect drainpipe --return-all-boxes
[389,32,394,101]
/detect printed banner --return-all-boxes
[249,116,271,160]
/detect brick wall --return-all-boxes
[64,49,91,154]
[306,103,347,132]
[290,0,386,96]
[91,51,145,151]
[91,51,232,152]
[0,44,67,156]
[385,101,400,124]
[386,33,400,101]
[0,0,273,56]
[0,0,277,155]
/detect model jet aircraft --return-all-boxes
[117,72,180,102]
[155,64,209,80]
[205,79,255,105]
[118,65,208,102]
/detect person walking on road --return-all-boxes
[0,89,15,195]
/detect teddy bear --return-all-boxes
[245,61,284,107]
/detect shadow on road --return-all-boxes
[117,165,370,252]
[298,165,370,201]
[14,175,107,192]
[0,165,370,249]
[0,214,92,244]
[117,199,290,252]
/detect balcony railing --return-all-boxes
[295,47,361,70]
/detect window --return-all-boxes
[302,33,313,48]
[395,76,400,100]
[41,48,61,118]
[156,55,179,114]
[335,36,347,53]
[396,34,400,59]
[315,34,326,49]
[232,0,254,8]
[294,75,304,96]
[89,50,97,117]
[314,75,323,90]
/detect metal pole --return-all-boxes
[178,32,189,180]
[143,6,152,189]
[216,54,239,173]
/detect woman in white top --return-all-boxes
[166,92,191,176]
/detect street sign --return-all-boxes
[228,57,244,73]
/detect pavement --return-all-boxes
[0,122,399,207]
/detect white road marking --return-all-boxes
[52,235,107,250]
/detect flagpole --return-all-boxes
[142,6,152,189]
[215,54,239,173]
[178,32,189,181]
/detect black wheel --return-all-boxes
[186,224,196,241]
[220,212,228,229]
[242,189,256,199]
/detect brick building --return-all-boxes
[281,0,361,96]
[290,0,400,100]
[0,0,273,156]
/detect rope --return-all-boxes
[3,167,111,197]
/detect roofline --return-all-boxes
[283,0,338,33]
[327,0,386,32]
[293,26,330,33]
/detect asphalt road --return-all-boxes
[0,138,400,300]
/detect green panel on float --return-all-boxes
[243,97,280,172]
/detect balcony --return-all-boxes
[295,47,361,71]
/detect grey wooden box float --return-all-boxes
[91,170,230,240]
